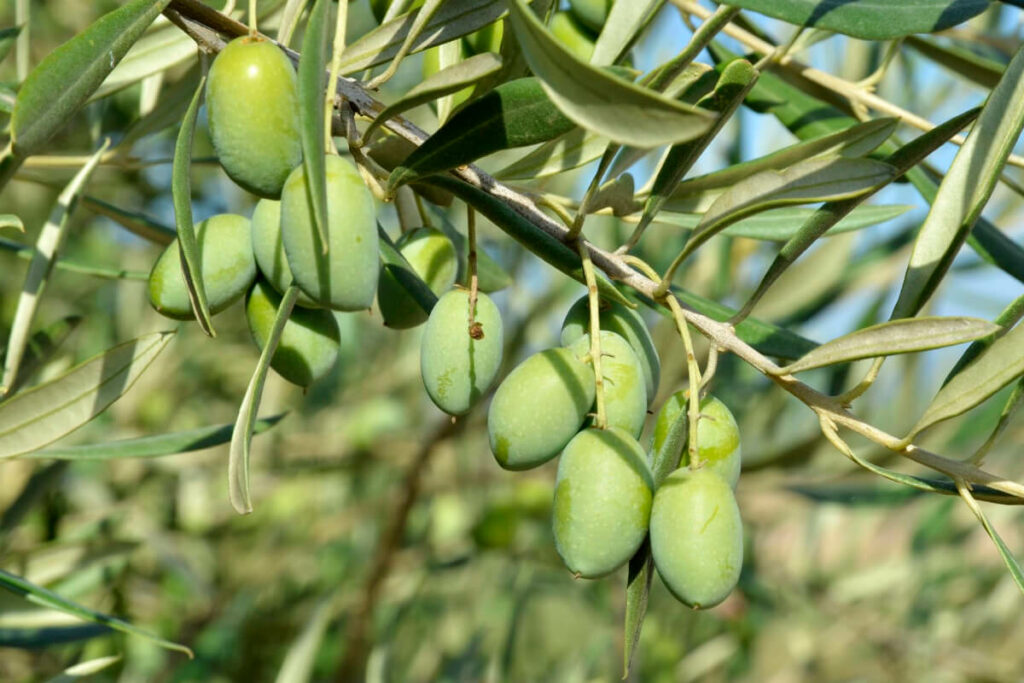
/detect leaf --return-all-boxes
[506,0,716,147]
[274,599,334,683]
[10,0,172,156]
[650,398,688,485]
[338,0,505,74]
[298,0,330,250]
[775,317,1000,375]
[944,292,1024,383]
[1,141,109,395]
[118,66,202,150]
[623,543,654,679]
[46,655,123,682]
[725,0,990,40]
[891,45,1024,319]
[230,287,300,514]
[957,483,1024,597]
[387,77,575,190]
[91,26,196,102]
[378,225,438,315]
[0,568,192,657]
[654,204,913,241]
[171,75,215,336]
[79,194,176,245]
[0,332,174,459]
[0,26,20,64]
[909,321,1024,438]
[423,174,633,307]
[26,415,285,460]
[0,623,110,649]
[363,52,502,142]
[905,35,1003,89]
[493,127,607,180]
[591,0,662,67]
[3,315,81,396]
[0,213,23,232]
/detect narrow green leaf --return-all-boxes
[0,568,192,657]
[378,225,438,315]
[0,83,15,114]
[0,624,110,649]
[506,0,715,147]
[11,0,172,156]
[910,321,1024,438]
[230,287,300,514]
[725,0,989,40]
[2,141,109,395]
[0,26,20,64]
[623,544,654,679]
[892,45,1024,320]
[298,0,330,250]
[493,127,607,180]
[654,204,912,241]
[958,486,1024,596]
[363,52,502,143]
[591,0,662,67]
[423,174,633,307]
[945,292,1024,384]
[91,26,196,102]
[119,67,202,150]
[338,0,505,74]
[27,415,285,461]
[388,77,575,190]
[776,317,1000,375]
[3,315,81,396]
[0,237,150,280]
[905,35,1003,89]
[0,214,23,232]
[79,194,176,245]
[274,599,334,683]
[650,399,688,485]
[171,75,215,337]
[46,655,123,682]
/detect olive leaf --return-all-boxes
[0,332,175,459]
[905,35,1004,89]
[0,214,24,232]
[0,26,20,64]
[378,225,439,316]
[90,25,196,102]
[494,127,607,180]
[0,315,80,397]
[590,0,662,67]
[298,0,331,250]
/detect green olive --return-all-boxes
[280,154,379,311]
[568,0,613,33]
[420,288,503,416]
[250,198,319,308]
[245,279,341,387]
[553,427,653,578]
[549,12,595,62]
[206,37,302,199]
[560,295,660,403]
[650,467,743,608]
[652,391,741,488]
[567,331,646,437]
[487,347,595,471]
[465,20,504,55]
[148,213,256,320]
[379,228,457,329]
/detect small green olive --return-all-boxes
[652,391,741,488]
[280,154,379,311]
[553,427,653,578]
[549,12,595,62]
[420,288,503,416]
[465,20,504,55]
[487,347,595,471]
[148,213,256,320]
[245,279,341,387]
[250,198,319,308]
[568,331,646,437]
[379,228,458,329]
[206,37,302,199]
[650,467,743,609]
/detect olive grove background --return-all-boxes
[1,0,1024,681]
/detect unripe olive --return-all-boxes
[549,12,595,63]
[206,37,302,199]
[553,427,653,578]
[148,213,256,320]
[652,391,741,488]
[465,20,504,55]
[567,331,646,437]
[250,198,319,308]
[488,347,596,471]
[650,467,743,608]
[421,288,503,415]
[560,295,660,403]
[379,228,457,329]
[280,154,379,311]
[245,279,341,387]
[569,0,613,33]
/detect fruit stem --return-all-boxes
[466,206,480,336]
[247,0,257,36]
[325,0,349,153]
[577,238,606,430]
[666,295,702,467]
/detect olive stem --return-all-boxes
[324,0,348,154]
[247,0,257,36]
[466,206,480,335]
[568,145,618,240]
[577,239,607,430]
[836,356,886,405]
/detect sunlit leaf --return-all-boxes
[654,204,912,241]
[591,0,662,67]
[298,0,330,249]
[0,214,23,232]
[493,127,607,180]
[91,26,196,101]
[905,35,1003,89]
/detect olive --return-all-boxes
[549,12,595,62]
[148,213,256,320]
[652,391,741,488]
[250,198,319,308]
[567,331,646,437]
[206,37,302,198]
[650,467,743,608]
[420,288,503,415]
[245,279,341,387]
[465,20,504,55]
[280,154,379,311]
[487,347,595,470]
[560,295,660,403]
[379,228,457,329]
[553,427,653,578]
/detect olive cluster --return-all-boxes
[487,296,745,609]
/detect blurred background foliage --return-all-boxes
[1,0,1023,681]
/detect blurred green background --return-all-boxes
[1,1,1023,681]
